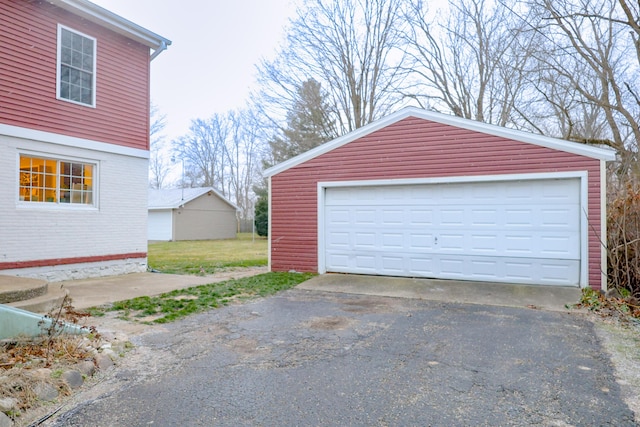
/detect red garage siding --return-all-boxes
[270,116,605,288]
[0,0,150,150]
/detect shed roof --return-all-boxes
[49,0,171,58]
[148,187,238,211]
[264,107,617,177]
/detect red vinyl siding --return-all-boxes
[0,0,150,150]
[271,116,604,288]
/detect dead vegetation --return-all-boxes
[606,177,640,308]
[0,296,103,423]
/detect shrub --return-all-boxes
[607,180,640,298]
[254,195,268,237]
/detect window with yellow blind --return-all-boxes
[19,155,95,206]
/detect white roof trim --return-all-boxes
[264,107,617,177]
[48,0,171,53]
[148,187,239,211]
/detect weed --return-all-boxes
[575,287,640,320]
[581,288,604,310]
[100,272,314,324]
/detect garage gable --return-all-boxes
[265,107,616,290]
[264,107,615,178]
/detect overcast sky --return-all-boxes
[91,0,295,142]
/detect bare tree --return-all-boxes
[402,0,535,127]
[173,114,230,189]
[148,104,169,189]
[172,110,264,222]
[227,110,264,223]
[526,0,640,175]
[257,0,407,134]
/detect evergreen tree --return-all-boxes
[268,79,337,165]
[254,194,269,237]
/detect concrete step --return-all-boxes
[8,285,68,314]
[0,275,48,304]
[0,274,69,314]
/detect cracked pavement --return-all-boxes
[48,288,636,426]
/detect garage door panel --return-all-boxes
[440,209,465,225]
[539,262,580,284]
[355,255,376,270]
[327,231,350,247]
[438,233,465,251]
[354,209,375,224]
[505,209,534,227]
[327,208,350,224]
[382,233,404,249]
[539,233,580,257]
[382,209,404,224]
[409,209,434,225]
[410,234,434,250]
[469,209,499,226]
[540,206,579,228]
[324,179,581,286]
[503,234,535,255]
[354,232,376,248]
[470,234,499,252]
[382,256,404,272]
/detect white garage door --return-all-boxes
[323,179,581,286]
[148,210,173,241]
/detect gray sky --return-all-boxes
[91,0,294,142]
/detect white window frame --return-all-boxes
[17,153,98,209]
[56,24,97,108]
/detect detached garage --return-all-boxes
[148,187,238,241]
[264,107,616,290]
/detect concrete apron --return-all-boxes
[297,274,583,312]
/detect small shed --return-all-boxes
[264,107,617,290]
[148,187,238,241]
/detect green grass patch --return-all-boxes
[148,233,267,275]
[92,272,314,324]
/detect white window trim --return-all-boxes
[56,24,97,108]
[16,151,99,210]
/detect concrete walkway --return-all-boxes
[54,268,268,310]
[298,273,583,312]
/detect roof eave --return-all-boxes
[48,0,171,52]
[264,107,617,178]
[148,188,240,211]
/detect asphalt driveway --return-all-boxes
[50,287,635,426]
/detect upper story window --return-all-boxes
[57,25,96,107]
[19,155,95,206]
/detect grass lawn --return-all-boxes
[91,272,314,324]
[148,232,267,275]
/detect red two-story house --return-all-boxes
[0,0,170,281]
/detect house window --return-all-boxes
[19,155,95,205]
[57,25,96,107]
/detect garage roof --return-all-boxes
[264,107,617,178]
[148,187,238,211]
